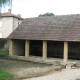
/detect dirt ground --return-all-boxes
[0,55,66,79]
[0,58,54,79]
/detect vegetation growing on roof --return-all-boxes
[38,12,55,17]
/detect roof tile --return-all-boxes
[8,14,80,42]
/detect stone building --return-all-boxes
[8,14,80,62]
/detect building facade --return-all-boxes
[0,9,24,38]
[8,14,80,62]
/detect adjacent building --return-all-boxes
[0,9,24,38]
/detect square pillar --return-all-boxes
[9,39,13,56]
[43,41,47,59]
[63,41,68,62]
[25,40,29,57]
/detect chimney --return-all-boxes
[8,9,11,13]
[17,14,21,17]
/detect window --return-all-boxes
[17,22,19,27]
[16,22,19,27]
[0,33,2,38]
[0,20,2,27]
[18,22,19,26]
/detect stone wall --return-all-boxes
[0,39,9,51]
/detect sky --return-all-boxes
[2,0,80,18]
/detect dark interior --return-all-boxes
[68,42,80,60]
[30,40,42,56]
[47,41,64,58]
[12,39,80,60]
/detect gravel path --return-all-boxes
[23,68,80,80]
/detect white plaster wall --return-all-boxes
[13,17,23,30]
[0,17,13,38]
[13,17,18,30]
[0,17,23,38]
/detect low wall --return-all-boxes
[0,38,9,51]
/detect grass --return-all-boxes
[0,70,13,80]
[76,77,80,80]
[0,70,22,80]
[0,51,9,55]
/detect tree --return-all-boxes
[38,12,55,17]
[0,0,12,13]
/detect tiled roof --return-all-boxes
[1,12,24,20]
[8,14,80,42]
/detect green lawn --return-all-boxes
[76,77,80,80]
[0,70,13,80]
[0,70,21,80]
[0,51,9,55]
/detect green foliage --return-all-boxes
[0,70,13,80]
[0,0,11,6]
[38,12,55,17]
[0,0,12,13]
[76,77,80,80]
[0,51,9,55]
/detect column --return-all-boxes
[9,39,13,56]
[43,41,47,58]
[25,40,29,57]
[63,41,68,62]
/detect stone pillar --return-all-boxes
[25,40,29,57]
[9,39,13,56]
[43,41,47,58]
[64,41,68,62]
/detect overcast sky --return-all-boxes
[2,0,80,18]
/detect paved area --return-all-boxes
[24,68,80,80]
